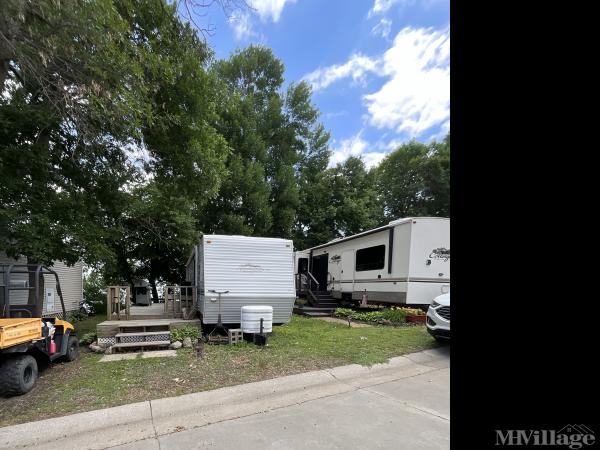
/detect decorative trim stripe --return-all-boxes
[336,278,450,283]
[388,228,394,274]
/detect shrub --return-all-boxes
[381,308,407,323]
[334,307,407,324]
[357,311,385,322]
[334,308,354,318]
[171,325,200,342]
[88,299,107,315]
[68,311,88,323]
[79,332,97,346]
[394,307,425,316]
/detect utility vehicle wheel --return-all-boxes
[0,355,38,396]
[64,335,79,362]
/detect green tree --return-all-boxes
[203,46,327,239]
[1,0,232,298]
[83,270,107,314]
[293,124,335,249]
[294,155,383,249]
[374,135,450,219]
[125,183,199,301]
[117,0,229,296]
[330,157,382,237]
[0,0,149,269]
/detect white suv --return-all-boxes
[426,292,450,341]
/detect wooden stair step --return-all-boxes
[112,341,170,349]
[117,322,170,329]
[115,331,171,338]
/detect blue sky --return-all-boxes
[183,0,449,169]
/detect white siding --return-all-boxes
[196,240,205,315]
[199,235,295,324]
[0,253,83,315]
[408,218,450,280]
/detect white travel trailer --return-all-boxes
[134,279,151,306]
[185,234,295,325]
[295,217,450,306]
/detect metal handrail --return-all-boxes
[306,271,320,290]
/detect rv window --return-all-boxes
[298,258,308,273]
[355,245,386,271]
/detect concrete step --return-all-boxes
[300,305,336,310]
[294,306,336,316]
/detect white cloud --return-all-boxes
[329,132,368,167]
[371,18,392,39]
[368,0,444,17]
[229,0,295,41]
[368,0,411,17]
[249,0,296,22]
[363,26,449,137]
[229,10,256,40]
[329,131,387,169]
[303,53,380,92]
[362,151,388,168]
[303,26,449,138]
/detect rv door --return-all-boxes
[340,250,354,293]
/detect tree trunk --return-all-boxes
[150,278,159,304]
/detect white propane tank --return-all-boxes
[241,305,273,333]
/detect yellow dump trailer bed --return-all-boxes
[0,318,43,349]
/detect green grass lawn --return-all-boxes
[0,315,438,427]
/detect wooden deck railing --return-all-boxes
[106,285,131,320]
[164,285,196,319]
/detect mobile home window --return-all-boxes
[355,245,386,271]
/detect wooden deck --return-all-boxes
[106,303,196,321]
[129,303,170,318]
[97,318,201,338]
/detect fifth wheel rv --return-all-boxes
[295,217,450,306]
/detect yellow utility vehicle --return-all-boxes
[0,264,79,396]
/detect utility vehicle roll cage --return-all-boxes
[0,264,67,319]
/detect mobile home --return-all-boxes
[0,252,83,317]
[186,235,295,325]
[296,217,450,306]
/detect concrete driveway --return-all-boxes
[0,346,449,450]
